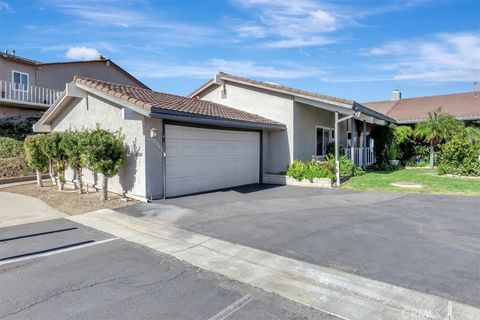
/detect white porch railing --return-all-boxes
[0,80,61,106]
[345,147,376,167]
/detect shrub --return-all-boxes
[437,131,480,176]
[60,130,88,193]
[325,142,344,157]
[24,135,49,187]
[40,132,67,190]
[0,117,38,140]
[287,160,329,182]
[83,127,126,200]
[0,137,24,158]
[370,125,395,169]
[0,155,33,179]
[325,155,365,177]
[287,156,364,183]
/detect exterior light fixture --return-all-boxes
[149,128,158,139]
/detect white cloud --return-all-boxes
[128,59,324,79]
[0,1,12,12]
[230,0,344,48]
[66,46,100,60]
[230,0,434,49]
[361,32,480,82]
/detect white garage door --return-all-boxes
[165,125,260,197]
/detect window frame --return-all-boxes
[11,70,29,92]
[315,126,331,157]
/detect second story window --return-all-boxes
[12,70,29,91]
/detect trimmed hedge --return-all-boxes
[0,155,34,178]
[0,137,24,158]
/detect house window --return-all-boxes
[12,70,29,91]
[316,127,330,156]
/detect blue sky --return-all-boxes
[1,0,479,101]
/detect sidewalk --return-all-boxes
[68,209,480,320]
[0,191,65,228]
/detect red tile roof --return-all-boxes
[43,77,285,128]
[364,92,480,123]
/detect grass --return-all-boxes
[342,168,480,196]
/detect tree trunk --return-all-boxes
[36,170,43,188]
[101,175,108,200]
[429,141,435,168]
[77,167,84,194]
[49,160,56,185]
[57,162,64,191]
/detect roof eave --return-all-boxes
[150,109,286,131]
[353,102,397,124]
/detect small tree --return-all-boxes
[83,127,125,200]
[414,108,460,168]
[40,132,67,190]
[60,130,87,193]
[24,135,48,187]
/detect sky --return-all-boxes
[0,0,479,102]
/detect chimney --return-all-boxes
[474,81,478,97]
[391,89,401,101]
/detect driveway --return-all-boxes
[0,219,332,320]
[120,185,480,308]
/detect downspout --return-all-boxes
[162,119,167,199]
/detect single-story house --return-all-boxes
[34,76,285,200]
[363,89,480,124]
[189,72,394,174]
[34,74,393,200]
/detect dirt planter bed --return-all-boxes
[263,174,333,188]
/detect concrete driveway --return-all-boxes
[120,185,480,308]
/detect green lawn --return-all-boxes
[342,168,480,195]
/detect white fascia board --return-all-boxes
[33,124,52,133]
[294,96,354,115]
[66,82,87,98]
[38,94,69,125]
[75,83,150,118]
[187,79,216,98]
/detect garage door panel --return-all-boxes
[165,125,260,197]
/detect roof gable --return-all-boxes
[37,77,286,130]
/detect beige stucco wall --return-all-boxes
[200,81,294,173]
[38,61,143,91]
[0,59,38,85]
[143,117,164,198]
[293,102,335,161]
[51,94,148,199]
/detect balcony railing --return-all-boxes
[0,80,61,106]
[345,147,376,167]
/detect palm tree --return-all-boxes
[464,121,480,143]
[414,108,460,168]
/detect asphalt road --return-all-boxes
[129,185,480,308]
[0,219,335,320]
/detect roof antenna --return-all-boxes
[474,81,478,97]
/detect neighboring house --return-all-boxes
[364,89,480,124]
[34,77,285,200]
[0,51,148,125]
[189,72,393,173]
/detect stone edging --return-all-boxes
[263,174,332,188]
[0,175,49,185]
